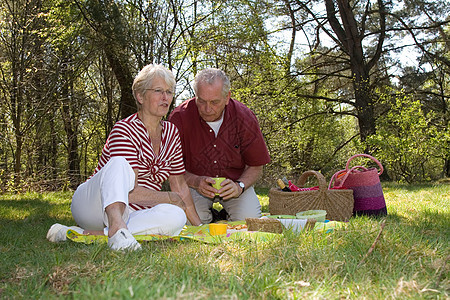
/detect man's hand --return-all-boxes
[196,176,217,198]
[211,179,242,200]
[191,174,244,200]
[204,177,242,200]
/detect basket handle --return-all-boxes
[345,154,383,175]
[296,170,327,191]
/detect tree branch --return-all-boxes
[325,0,348,53]
[358,220,386,267]
[367,0,386,71]
[388,12,450,68]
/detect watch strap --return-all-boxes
[236,181,245,195]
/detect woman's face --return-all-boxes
[138,76,174,118]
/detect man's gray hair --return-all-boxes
[193,68,230,98]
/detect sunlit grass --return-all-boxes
[0,183,449,299]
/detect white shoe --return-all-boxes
[47,223,84,242]
[108,228,141,251]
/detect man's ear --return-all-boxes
[225,90,231,105]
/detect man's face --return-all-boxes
[195,80,230,122]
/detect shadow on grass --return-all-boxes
[382,182,445,191]
[0,193,75,242]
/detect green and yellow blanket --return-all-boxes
[66,220,344,245]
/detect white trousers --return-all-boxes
[71,157,186,236]
[190,186,261,224]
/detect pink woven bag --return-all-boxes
[329,154,387,217]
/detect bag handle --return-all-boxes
[296,170,327,192]
[346,154,383,176]
[328,166,368,189]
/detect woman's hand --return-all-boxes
[167,192,186,210]
[169,174,202,226]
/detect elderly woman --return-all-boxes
[47,64,202,251]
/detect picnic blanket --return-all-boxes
[66,220,344,245]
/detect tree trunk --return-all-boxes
[283,0,296,74]
[352,67,376,142]
[325,0,384,142]
[49,116,58,181]
[100,56,115,138]
[445,158,450,178]
[14,134,22,183]
[77,0,136,121]
[11,52,23,186]
[103,49,135,120]
[60,55,80,189]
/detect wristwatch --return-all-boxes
[236,181,245,195]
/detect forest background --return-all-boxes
[0,0,448,193]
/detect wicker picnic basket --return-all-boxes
[246,217,284,233]
[245,217,316,233]
[268,170,354,222]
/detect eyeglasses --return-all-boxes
[145,88,174,97]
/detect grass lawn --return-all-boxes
[0,183,449,299]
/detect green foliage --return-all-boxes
[366,92,448,182]
[0,0,449,189]
[231,51,361,184]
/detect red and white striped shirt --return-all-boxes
[93,113,185,211]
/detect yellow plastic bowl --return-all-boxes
[209,223,227,235]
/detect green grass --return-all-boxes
[1,183,449,299]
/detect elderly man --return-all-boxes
[169,68,270,224]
